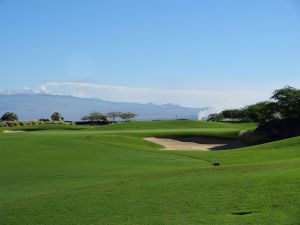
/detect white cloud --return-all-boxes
[0,81,272,110]
[0,85,51,95]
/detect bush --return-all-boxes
[39,118,50,122]
[238,130,268,145]
[7,122,14,127]
[13,121,20,127]
[238,118,300,144]
[255,119,300,141]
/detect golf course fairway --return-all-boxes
[0,120,299,225]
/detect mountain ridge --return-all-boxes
[0,94,209,121]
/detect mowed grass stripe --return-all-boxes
[1,159,299,225]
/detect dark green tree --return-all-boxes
[220,109,243,120]
[119,112,138,121]
[242,101,274,122]
[51,112,64,121]
[107,112,121,121]
[207,113,223,121]
[1,112,19,121]
[271,86,300,119]
[81,112,108,124]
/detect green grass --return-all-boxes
[5,123,89,131]
[0,120,299,225]
[92,120,257,130]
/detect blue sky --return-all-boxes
[0,0,299,109]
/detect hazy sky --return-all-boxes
[0,0,299,109]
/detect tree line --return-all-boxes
[0,111,138,123]
[208,86,300,123]
[81,112,138,123]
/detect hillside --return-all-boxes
[0,94,209,121]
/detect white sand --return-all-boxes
[144,137,229,151]
[3,130,25,133]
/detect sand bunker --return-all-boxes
[3,130,25,133]
[144,136,245,151]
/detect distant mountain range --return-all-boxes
[0,94,210,121]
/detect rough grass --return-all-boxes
[0,120,299,225]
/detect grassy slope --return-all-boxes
[5,123,89,131]
[4,120,256,131]
[0,121,299,225]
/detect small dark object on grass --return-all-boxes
[212,162,220,166]
[232,211,252,215]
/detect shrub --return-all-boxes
[12,121,20,127]
[255,119,300,141]
[238,130,267,145]
[39,118,50,122]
